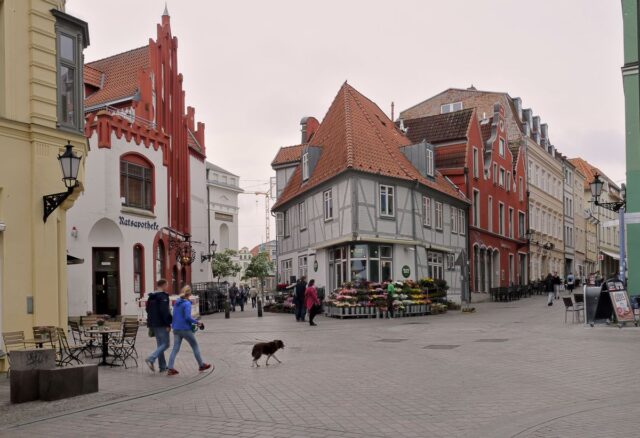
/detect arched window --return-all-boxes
[121,153,154,211]
[133,244,145,296]
[219,223,230,250]
[155,240,165,283]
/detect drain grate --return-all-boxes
[376,338,408,343]
[474,338,509,343]
[423,344,460,350]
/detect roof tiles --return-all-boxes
[402,109,473,145]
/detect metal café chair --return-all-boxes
[55,327,84,367]
[109,323,139,368]
[562,296,583,323]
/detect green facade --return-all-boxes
[622,0,640,295]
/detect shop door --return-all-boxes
[93,248,120,316]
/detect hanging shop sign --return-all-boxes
[402,265,411,278]
[119,216,160,231]
[313,260,318,272]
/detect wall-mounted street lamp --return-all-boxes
[200,240,218,263]
[590,173,627,285]
[43,142,81,222]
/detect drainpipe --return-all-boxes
[412,180,419,279]
[206,178,211,282]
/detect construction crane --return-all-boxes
[241,178,275,242]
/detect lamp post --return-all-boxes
[43,142,82,222]
[200,240,218,263]
[590,173,626,286]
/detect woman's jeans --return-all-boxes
[168,329,204,369]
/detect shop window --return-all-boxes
[427,252,444,280]
[155,240,165,283]
[298,256,307,279]
[133,244,144,296]
[379,185,395,217]
[282,259,293,284]
[121,154,154,211]
[347,244,393,283]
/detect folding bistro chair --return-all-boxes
[109,323,138,368]
[2,331,26,376]
[56,327,84,366]
[562,296,582,323]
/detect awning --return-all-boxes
[601,250,620,261]
[67,254,84,265]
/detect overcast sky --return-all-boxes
[67,0,626,249]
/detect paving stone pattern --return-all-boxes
[1,296,640,437]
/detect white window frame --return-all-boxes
[508,207,514,239]
[299,201,307,231]
[493,163,498,185]
[435,201,443,230]
[472,189,480,227]
[499,138,505,157]
[506,171,511,192]
[458,208,466,235]
[451,206,458,234]
[488,196,493,232]
[323,189,333,221]
[519,176,524,201]
[379,185,395,217]
[440,102,463,114]
[426,148,434,177]
[276,212,284,237]
[518,211,526,239]
[498,202,505,236]
[423,196,432,227]
[284,209,291,237]
[499,167,505,187]
[298,255,308,279]
[302,153,309,181]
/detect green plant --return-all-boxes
[211,249,241,284]
[243,252,271,295]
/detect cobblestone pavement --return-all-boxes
[2,296,640,437]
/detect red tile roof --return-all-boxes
[84,46,149,108]
[84,65,103,88]
[569,157,618,190]
[402,109,473,144]
[272,144,304,166]
[272,83,469,210]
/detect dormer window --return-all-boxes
[440,102,463,114]
[426,147,434,177]
[302,152,309,181]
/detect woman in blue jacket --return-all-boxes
[167,285,212,375]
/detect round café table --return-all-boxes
[85,328,121,366]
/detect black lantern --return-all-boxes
[43,141,82,222]
[201,240,218,263]
[590,173,604,203]
[177,242,196,266]
[590,172,625,212]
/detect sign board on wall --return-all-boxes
[119,216,159,230]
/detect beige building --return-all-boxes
[0,0,89,345]
[572,168,588,281]
[400,87,566,281]
[571,158,622,279]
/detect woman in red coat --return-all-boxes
[304,279,321,326]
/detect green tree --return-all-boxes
[211,249,241,284]
[243,252,271,294]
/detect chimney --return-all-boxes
[300,117,319,143]
[522,108,533,135]
[513,97,522,120]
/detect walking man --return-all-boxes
[567,272,575,293]
[545,273,555,306]
[229,283,239,311]
[145,279,172,372]
[250,286,257,309]
[386,279,396,318]
[294,276,307,322]
[238,286,246,312]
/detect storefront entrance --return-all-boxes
[328,244,393,289]
[92,248,120,316]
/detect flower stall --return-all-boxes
[324,279,449,319]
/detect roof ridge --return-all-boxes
[346,84,414,179]
[343,83,354,168]
[86,45,149,66]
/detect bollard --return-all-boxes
[257,298,263,317]
[224,299,230,319]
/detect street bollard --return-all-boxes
[224,299,230,319]
[257,297,263,317]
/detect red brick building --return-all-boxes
[403,103,528,291]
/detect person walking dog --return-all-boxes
[145,279,172,372]
[166,285,212,376]
[305,279,321,326]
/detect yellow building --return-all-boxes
[0,0,89,346]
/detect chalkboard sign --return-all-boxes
[610,290,634,322]
[585,283,635,325]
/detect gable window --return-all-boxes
[498,203,505,236]
[379,185,395,217]
[499,138,505,157]
[451,206,458,234]
[53,10,88,132]
[472,189,480,227]
[423,196,432,227]
[499,168,505,187]
[519,176,524,201]
[435,201,443,230]
[472,147,479,178]
[302,153,309,181]
[426,148,434,177]
[299,201,307,230]
[440,102,463,114]
[323,189,333,221]
[134,244,144,297]
[458,209,466,235]
[121,154,154,211]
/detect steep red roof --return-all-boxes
[84,46,149,108]
[272,83,468,210]
[569,157,618,190]
[402,108,473,144]
[272,144,304,166]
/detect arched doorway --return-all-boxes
[88,218,124,316]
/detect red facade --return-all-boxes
[404,103,529,291]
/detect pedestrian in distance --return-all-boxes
[250,286,257,309]
[386,279,396,318]
[567,272,575,292]
[238,286,246,312]
[166,285,212,376]
[229,282,239,311]
[294,276,307,322]
[545,273,555,306]
[145,279,172,373]
[553,272,562,299]
[305,279,321,326]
